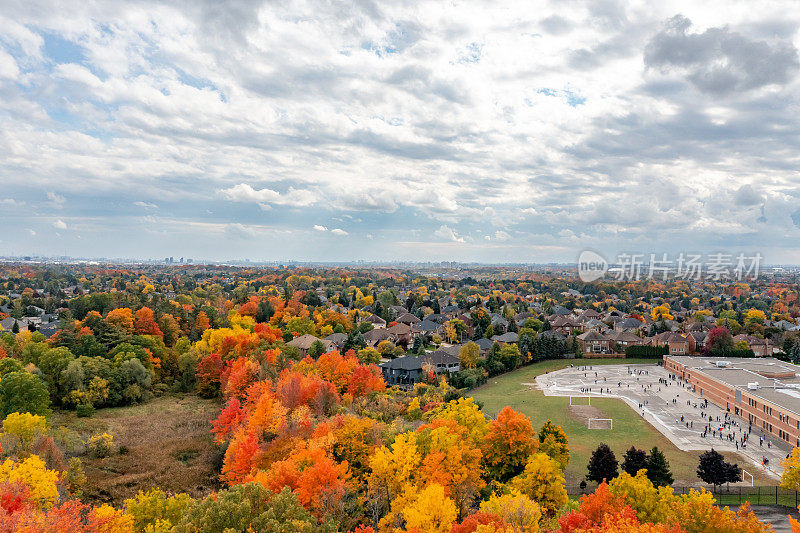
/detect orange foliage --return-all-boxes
[134,307,162,338]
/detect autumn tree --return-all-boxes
[0,372,52,418]
[459,342,479,370]
[482,406,538,482]
[510,452,568,516]
[781,447,800,490]
[538,419,569,470]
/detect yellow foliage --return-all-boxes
[781,447,800,491]
[0,455,61,509]
[480,491,541,532]
[2,411,48,448]
[90,503,135,532]
[510,453,567,515]
[400,483,457,533]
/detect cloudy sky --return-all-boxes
[2,0,800,263]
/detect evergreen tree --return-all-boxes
[586,443,618,484]
[411,335,423,354]
[645,446,673,487]
[621,446,648,476]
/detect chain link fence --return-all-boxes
[566,485,799,508]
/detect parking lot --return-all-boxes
[536,363,791,479]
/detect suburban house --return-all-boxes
[395,313,421,326]
[551,316,581,335]
[362,314,387,328]
[386,322,413,347]
[380,356,422,387]
[286,334,334,356]
[363,328,393,347]
[733,334,774,357]
[421,350,461,374]
[576,331,613,354]
[491,331,519,345]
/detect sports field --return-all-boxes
[469,358,775,487]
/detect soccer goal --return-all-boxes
[742,469,754,486]
[588,418,613,430]
[569,396,592,406]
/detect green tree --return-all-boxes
[174,483,328,533]
[308,340,326,359]
[645,446,673,487]
[0,371,52,418]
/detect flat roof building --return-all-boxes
[665,356,800,447]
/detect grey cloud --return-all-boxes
[539,15,573,35]
[644,15,800,94]
[734,184,763,206]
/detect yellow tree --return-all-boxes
[459,342,480,370]
[538,420,570,470]
[510,453,567,516]
[401,483,457,533]
[781,448,800,490]
[480,491,541,533]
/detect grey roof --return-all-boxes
[324,332,348,346]
[395,312,421,324]
[492,332,519,343]
[617,317,644,329]
[475,338,495,350]
[422,351,460,366]
[540,330,566,341]
[381,356,423,371]
[414,320,441,333]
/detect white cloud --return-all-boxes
[313,224,328,231]
[219,183,316,210]
[225,223,257,238]
[330,228,348,236]
[494,230,511,241]
[434,225,465,243]
[0,2,799,260]
[46,192,65,208]
[53,219,67,229]
[26,228,36,236]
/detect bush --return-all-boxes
[625,345,668,358]
[76,404,94,418]
[87,433,113,458]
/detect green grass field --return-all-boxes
[469,358,775,487]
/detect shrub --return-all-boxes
[76,404,94,418]
[87,433,113,458]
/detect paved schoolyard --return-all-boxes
[536,363,791,480]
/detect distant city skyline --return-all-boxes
[2,1,800,262]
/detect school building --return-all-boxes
[664,356,800,447]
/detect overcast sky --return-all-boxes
[2,0,800,263]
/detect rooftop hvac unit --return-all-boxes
[716,361,730,367]
[748,382,759,390]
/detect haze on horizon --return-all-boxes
[2,0,800,263]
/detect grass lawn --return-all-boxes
[469,358,775,487]
[52,394,222,506]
